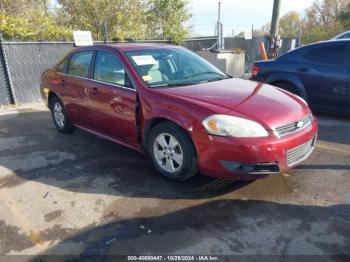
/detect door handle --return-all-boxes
[90,87,98,95]
[296,67,310,73]
[60,79,65,86]
[112,96,122,103]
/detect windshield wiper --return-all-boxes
[149,82,194,88]
[149,83,171,88]
[205,77,229,82]
[184,71,227,79]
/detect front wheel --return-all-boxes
[147,122,198,181]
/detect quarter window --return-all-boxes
[338,33,350,39]
[67,51,94,78]
[94,51,127,87]
[302,45,347,66]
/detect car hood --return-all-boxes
[158,78,310,129]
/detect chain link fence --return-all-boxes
[2,42,74,104]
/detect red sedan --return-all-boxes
[40,44,318,181]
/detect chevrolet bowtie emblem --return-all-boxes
[297,121,304,128]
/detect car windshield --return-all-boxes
[125,48,229,88]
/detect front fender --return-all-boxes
[143,107,199,140]
[140,93,212,151]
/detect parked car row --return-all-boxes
[41,44,318,182]
[251,40,350,116]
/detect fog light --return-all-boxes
[220,161,280,175]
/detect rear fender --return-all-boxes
[266,73,307,99]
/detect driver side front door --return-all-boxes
[86,50,138,146]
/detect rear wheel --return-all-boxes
[50,96,75,133]
[147,122,198,181]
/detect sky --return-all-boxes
[189,0,315,36]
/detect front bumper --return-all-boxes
[194,118,318,180]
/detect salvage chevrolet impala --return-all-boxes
[40,44,318,181]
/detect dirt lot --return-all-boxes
[0,103,349,258]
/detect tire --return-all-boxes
[147,121,198,181]
[50,96,75,133]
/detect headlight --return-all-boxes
[202,114,269,138]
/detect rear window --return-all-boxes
[302,45,347,66]
[67,51,94,78]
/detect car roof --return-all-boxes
[301,39,350,48]
[276,39,350,60]
[286,39,350,53]
[74,43,181,53]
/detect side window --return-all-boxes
[302,45,347,66]
[338,33,350,39]
[57,57,68,73]
[67,51,94,78]
[94,51,130,87]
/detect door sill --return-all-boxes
[74,123,144,153]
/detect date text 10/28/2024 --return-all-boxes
[127,256,220,261]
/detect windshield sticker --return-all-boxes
[132,55,157,66]
[142,75,153,82]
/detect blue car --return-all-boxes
[250,40,350,116]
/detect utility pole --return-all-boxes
[297,27,302,47]
[103,21,108,44]
[217,2,223,51]
[270,0,281,36]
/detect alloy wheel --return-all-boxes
[153,133,184,173]
[53,102,65,128]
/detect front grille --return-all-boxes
[275,114,313,137]
[286,136,317,166]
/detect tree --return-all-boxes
[253,23,270,37]
[0,12,71,40]
[0,0,49,17]
[338,3,350,29]
[279,11,302,38]
[0,0,192,42]
[147,0,191,44]
[56,0,125,40]
[0,0,71,40]
[56,0,151,40]
[302,0,349,43]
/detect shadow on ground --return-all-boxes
[31,200,350,257]
[1,110,349,200]
[0,110,254,200]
